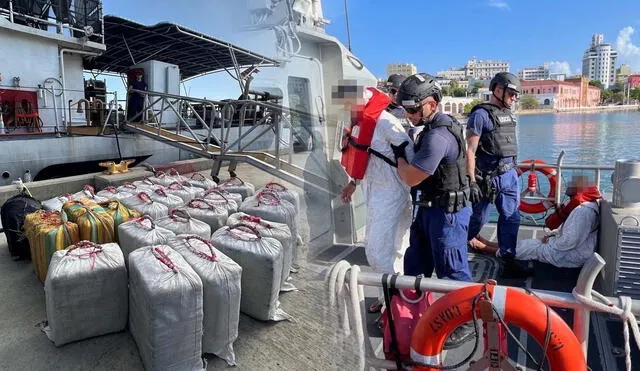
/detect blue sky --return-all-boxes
[99,0,640,98]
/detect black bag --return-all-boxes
[1,191,42,259]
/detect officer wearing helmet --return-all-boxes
[390,72,474,347]
[385,74,413,133]
[466,72,531,278]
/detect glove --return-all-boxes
[469,181,483,204]
[390,141,409,164]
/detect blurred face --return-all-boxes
[494,85,519,107]
[331,81,365,108]
[403,97,438,124]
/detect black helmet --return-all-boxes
[395,73,442,106]
[489,72,520,93]
[386,74,405,90]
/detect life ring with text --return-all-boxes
[517,159,557,214]
[410,284,586,371]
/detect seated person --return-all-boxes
[469,175,602,268]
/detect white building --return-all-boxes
[436,69,466,80]
[518,65,550,81]
[386,63,417,77]
[465,58,510,79]
[439,96,477,115]
[582,34,617,89]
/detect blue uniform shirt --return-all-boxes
[411,114,460,176]
[466,108,514,173]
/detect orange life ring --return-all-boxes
[517,159,557,214]
[410,284,586,371]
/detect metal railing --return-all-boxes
[339,253,640,369]
[0,0,104,43]
[123,89,332,194]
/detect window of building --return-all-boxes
[537,89,540,94]
[554,87,557,93]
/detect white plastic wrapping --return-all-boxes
[128,245,205,371]
[227,212,295,291]
[121,192,169,220]
[239,190,300,266]
[96,186,134,200]
[148,168,188,187]
[184,198,229,232]
[165,182,203,203]
[118,182,159,195]
[117,215,175,264]
[44,241,127,346]
[70,185,109,204]
[203,187,243,207]
[133,178,162,191]
[259,182,301,214]
[149,188,185,209]
[218,177,255,200]
[201,189,238,214]
[42,196,70,212]
[210,225,291,321]
[187,173,217,189]
[168,235,241,365]
[156,209,211,239]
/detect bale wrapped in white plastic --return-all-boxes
[168,235,241,365]
[258,182,301,214]
[121,192,169,220]
[132,178,163,191]
[44,241,127,346]
[118,182,159,195]
[128,245,205,371]
[218,177,255,200]
[69,185,109,204]
[156,209,211,239]
[118,215,175,263]
[203,187,243,207]
[42,195,70,211]
[148,168,187,187]
[187,173,217,190]
[184,198,229,232]
[211,224,291,321]
[239,190,300,267]
[201,189,238,214]
[149,188,184,209]
[96,186,134,200]
[165,182,203,203]
[226,212,295,291]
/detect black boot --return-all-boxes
[500,254,533,279]
[444,322,476,349]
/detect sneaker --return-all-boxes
[500,254,533,279]
[444,322,476,349]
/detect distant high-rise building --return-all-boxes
[582,33,617,89]
[616,64,632,85]
[464,58,510,80]
[386,63,417,77]
[436,69,467,80]
[518,65,550,81]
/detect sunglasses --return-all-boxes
[505,89,519,98]
[404,104,422,114]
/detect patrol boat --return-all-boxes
[1,0,640,370]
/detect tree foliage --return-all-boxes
[463,99,484,113]
[519,94,540,110]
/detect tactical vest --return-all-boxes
[470,103,518,159]
[413,113,469,210]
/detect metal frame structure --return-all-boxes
[338,253,640,370]
[0,0,104,42]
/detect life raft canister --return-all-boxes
[340,88,391,180]
[517,159,558,214]
[410,283,587,371]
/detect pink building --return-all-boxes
[628,75,640,88]
[521,77,600,109]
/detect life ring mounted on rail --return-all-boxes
[410,282,587,371]
[517,159,557,214]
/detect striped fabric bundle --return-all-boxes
[99,200,141,242]
[24,210,80,282]
[63,200,115,244]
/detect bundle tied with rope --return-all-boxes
[184,198,230,232]
[168,235,242,365]
[44,241,127,346]
[211,223,291,322]
[117,215,175,267]
[156,209,211,239]
[128,245,205,371]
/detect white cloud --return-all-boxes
[487,0,510,10]
[616,26,640,71]
[547,61,572,76]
